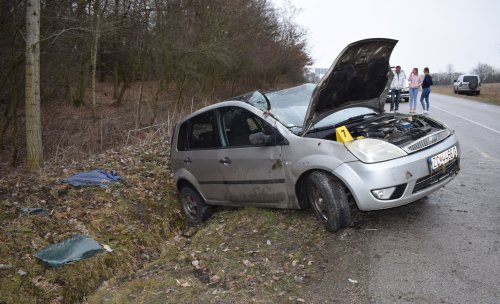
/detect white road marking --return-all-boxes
[432,105,500,136]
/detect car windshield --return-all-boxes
[265,83,316,129]
[261,83,377,134]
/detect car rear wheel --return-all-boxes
[179,186,213,224]
[306,171,350,232]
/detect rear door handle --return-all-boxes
[219,157,231,165]
[184,157,192,164]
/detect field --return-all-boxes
[432,83,500,105]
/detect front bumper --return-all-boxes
[334,135,460,211]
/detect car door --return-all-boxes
[216,106,289,206]
[177,110,228,202]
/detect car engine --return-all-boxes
[309,114,449,151]
[347,114,445,147]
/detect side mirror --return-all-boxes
[249,132,274,146]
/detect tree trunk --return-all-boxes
[136,81,143,129]
[114,79,129,105]
[112,0,120,99]
[150,83,162,125]
[91,0,100,122]
[25,0,43,169]
[74,54,89,107]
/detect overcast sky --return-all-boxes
[273,0,500,74]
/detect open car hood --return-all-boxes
[301,38,398,135]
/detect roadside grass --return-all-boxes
[88,207,338,303]
[0,139,185,303]
[432,83,500,105]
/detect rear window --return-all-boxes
[463,76,478,82]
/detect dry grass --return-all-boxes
[0,137,186,304]
[88,208,335,304]
[432,83,500,105]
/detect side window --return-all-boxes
[176,122,188,151]
[187,111,218,150]
[220,107,267,147]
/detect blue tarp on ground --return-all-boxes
[34,235,103,267]
[60,169,120,187]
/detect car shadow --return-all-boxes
[349,196,434,230]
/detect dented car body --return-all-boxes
[171,38,460,231]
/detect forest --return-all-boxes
[0,0,311,170]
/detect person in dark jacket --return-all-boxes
[420,67,433,114]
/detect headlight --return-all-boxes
[345,138,407,163]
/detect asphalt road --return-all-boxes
[305,93,500,304]
[370,93,500,303]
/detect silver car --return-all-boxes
[454,74,481,95]
[171,38,460,232]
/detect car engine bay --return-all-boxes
[307,114,449,151]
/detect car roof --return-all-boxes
[177,100,259,124]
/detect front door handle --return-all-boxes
[219,157,231,165]
[184,157,192,165]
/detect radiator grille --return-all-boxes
[403,130,451,153]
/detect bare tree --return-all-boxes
[25,0,43,169]
[472,62,495,82]
[446,63,454,83]
[91,0,101,122]
[2,0,312,168]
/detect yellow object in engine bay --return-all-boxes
[335,126,353,143]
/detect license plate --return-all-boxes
[428,146,459,174]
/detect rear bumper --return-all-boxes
[455,84,480,93]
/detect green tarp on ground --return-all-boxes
[34,235,103,267]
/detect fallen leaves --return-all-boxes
[242,259,254,267]
[175,279,191,287]
[0,139,181,303]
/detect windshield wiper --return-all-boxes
[333,113,377,128]
[305,113,377,135]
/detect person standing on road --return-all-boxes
[390,65,406,113]
[420,67,433,115]
[408,68,422,114]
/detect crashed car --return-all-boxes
[170,38,460,232]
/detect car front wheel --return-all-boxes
[179,186,213,225]
[306,171,351,232]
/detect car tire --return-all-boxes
[477,91,480,95]
[179,186,213,225]
[454,88,457,94]
[306,171,351,232]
